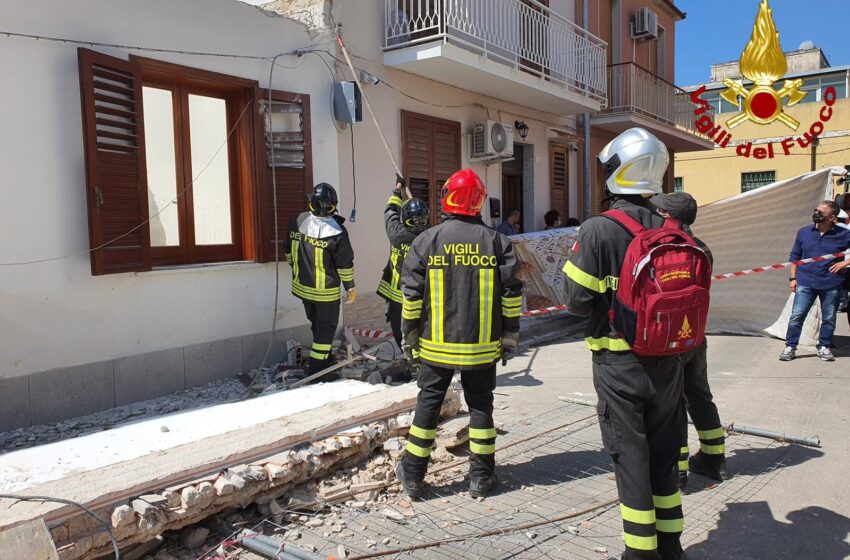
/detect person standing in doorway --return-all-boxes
[497,208,520,236]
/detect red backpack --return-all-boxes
[603,209,712,357]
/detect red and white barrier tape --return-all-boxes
[352,250,850,328]
[712,250,850,281]
[350,328,394,339]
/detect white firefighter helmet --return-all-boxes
[598,128,669,195]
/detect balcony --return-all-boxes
[383,0,607,115]
[591,62,715,152]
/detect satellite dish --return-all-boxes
[491,123,507,152]
[799,40,816,50]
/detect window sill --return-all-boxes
[136,261,266,277]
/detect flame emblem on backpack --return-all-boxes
[678,316,693,340]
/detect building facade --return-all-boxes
[675,47,850,205]
[580,0,713,214]
[0,0,606,430]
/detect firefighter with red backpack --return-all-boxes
[564,128,712,560]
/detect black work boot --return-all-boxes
[678,469,689,493]
[621,550,663,560]
[395,461,423,499]
[689,452,727,482]
[469,474,499,499]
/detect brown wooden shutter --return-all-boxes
[401,111,461,223]
[550,143,569,220]
[255,89,313,263]
[78,48,151,275]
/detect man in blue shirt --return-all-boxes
[780,200,850,361]
[496,208,520,236]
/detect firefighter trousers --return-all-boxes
[680,340,725,472]
[303,300,340,375]
[401,363,497,483]
[386,300,403,350]
[593,351,685,560]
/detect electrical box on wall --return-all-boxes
[333,81,362,123]
[489,198,501,220]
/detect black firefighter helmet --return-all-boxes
[309,183,338,217]
[402,198,430,233]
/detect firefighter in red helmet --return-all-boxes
[395,168,523,500]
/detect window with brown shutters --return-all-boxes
[401,111,461,222]
[255,89,313,263]
[77,49,313,274]
[549,143,569,221]
[78,48,151,275]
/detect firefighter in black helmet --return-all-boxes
[395,169,523,501]
[377,182,430,363]
[285,183,355,379]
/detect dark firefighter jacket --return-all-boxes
[401,215,523,370]
[563,197,668,352]
[377,189,418,304]
[285,212,354,303]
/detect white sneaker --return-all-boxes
[818,347,836,361]
[779,346,796,361]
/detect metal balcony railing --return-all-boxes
[601,62,713,138]
[384,0,607,104]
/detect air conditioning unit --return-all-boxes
[632,7,659,40]
[470,121,514,161]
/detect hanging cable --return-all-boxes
[258,53,287,372]
[0,493,119,560]
[349,123,357,222]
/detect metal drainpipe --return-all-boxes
[582,0,592,220]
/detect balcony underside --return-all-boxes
[384,41,603,116]
[591,112,715,153]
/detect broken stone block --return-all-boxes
[163,490,182,509]
[396,413,413,429]
[50,525,69,543]
[197,482,215,507]
[265,463,290,481]
[131,496,162,517]
[230,464,268,482]
[214,475,236,496]
[366,371,384,385]
[224,472,248,490]
[383,437,404,452]
[111,504,135,528]
[181,486,201,509]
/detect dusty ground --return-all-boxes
[153,314,848,560]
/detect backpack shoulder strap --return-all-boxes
[662,217,682,230]
[601,209,645,237]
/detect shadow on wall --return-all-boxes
[686,502,850,560]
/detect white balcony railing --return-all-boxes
[384,0,607,104]
[601,63,713,138]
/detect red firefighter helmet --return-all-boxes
[440,169,486,216]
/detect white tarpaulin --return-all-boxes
[691,167,845,346]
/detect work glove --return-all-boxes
[402,329,421,377]
[501,331,520,365]
[346,288,357,305]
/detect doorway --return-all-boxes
[502,144,525,233]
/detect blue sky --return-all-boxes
[675,0,849,87]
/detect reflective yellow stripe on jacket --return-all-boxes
[419,339,501,367]
[429,269,444,342]
[501,295,522,318]
[378,280,404,303]
[403,298,422,320]
[478,269,494,344]
[563,261,619,293]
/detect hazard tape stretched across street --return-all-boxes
[351,249,850,328]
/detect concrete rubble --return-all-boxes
[15,380,462,560]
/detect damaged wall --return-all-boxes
[244,0,333,33]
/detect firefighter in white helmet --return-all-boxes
[564,128,688,560]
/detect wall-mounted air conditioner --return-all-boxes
[470,120,514,162]
[632,7,659,40]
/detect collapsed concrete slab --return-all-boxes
[0,381,461,560]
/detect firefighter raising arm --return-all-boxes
[333,224,356,304]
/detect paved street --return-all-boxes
[225,317,850,559]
